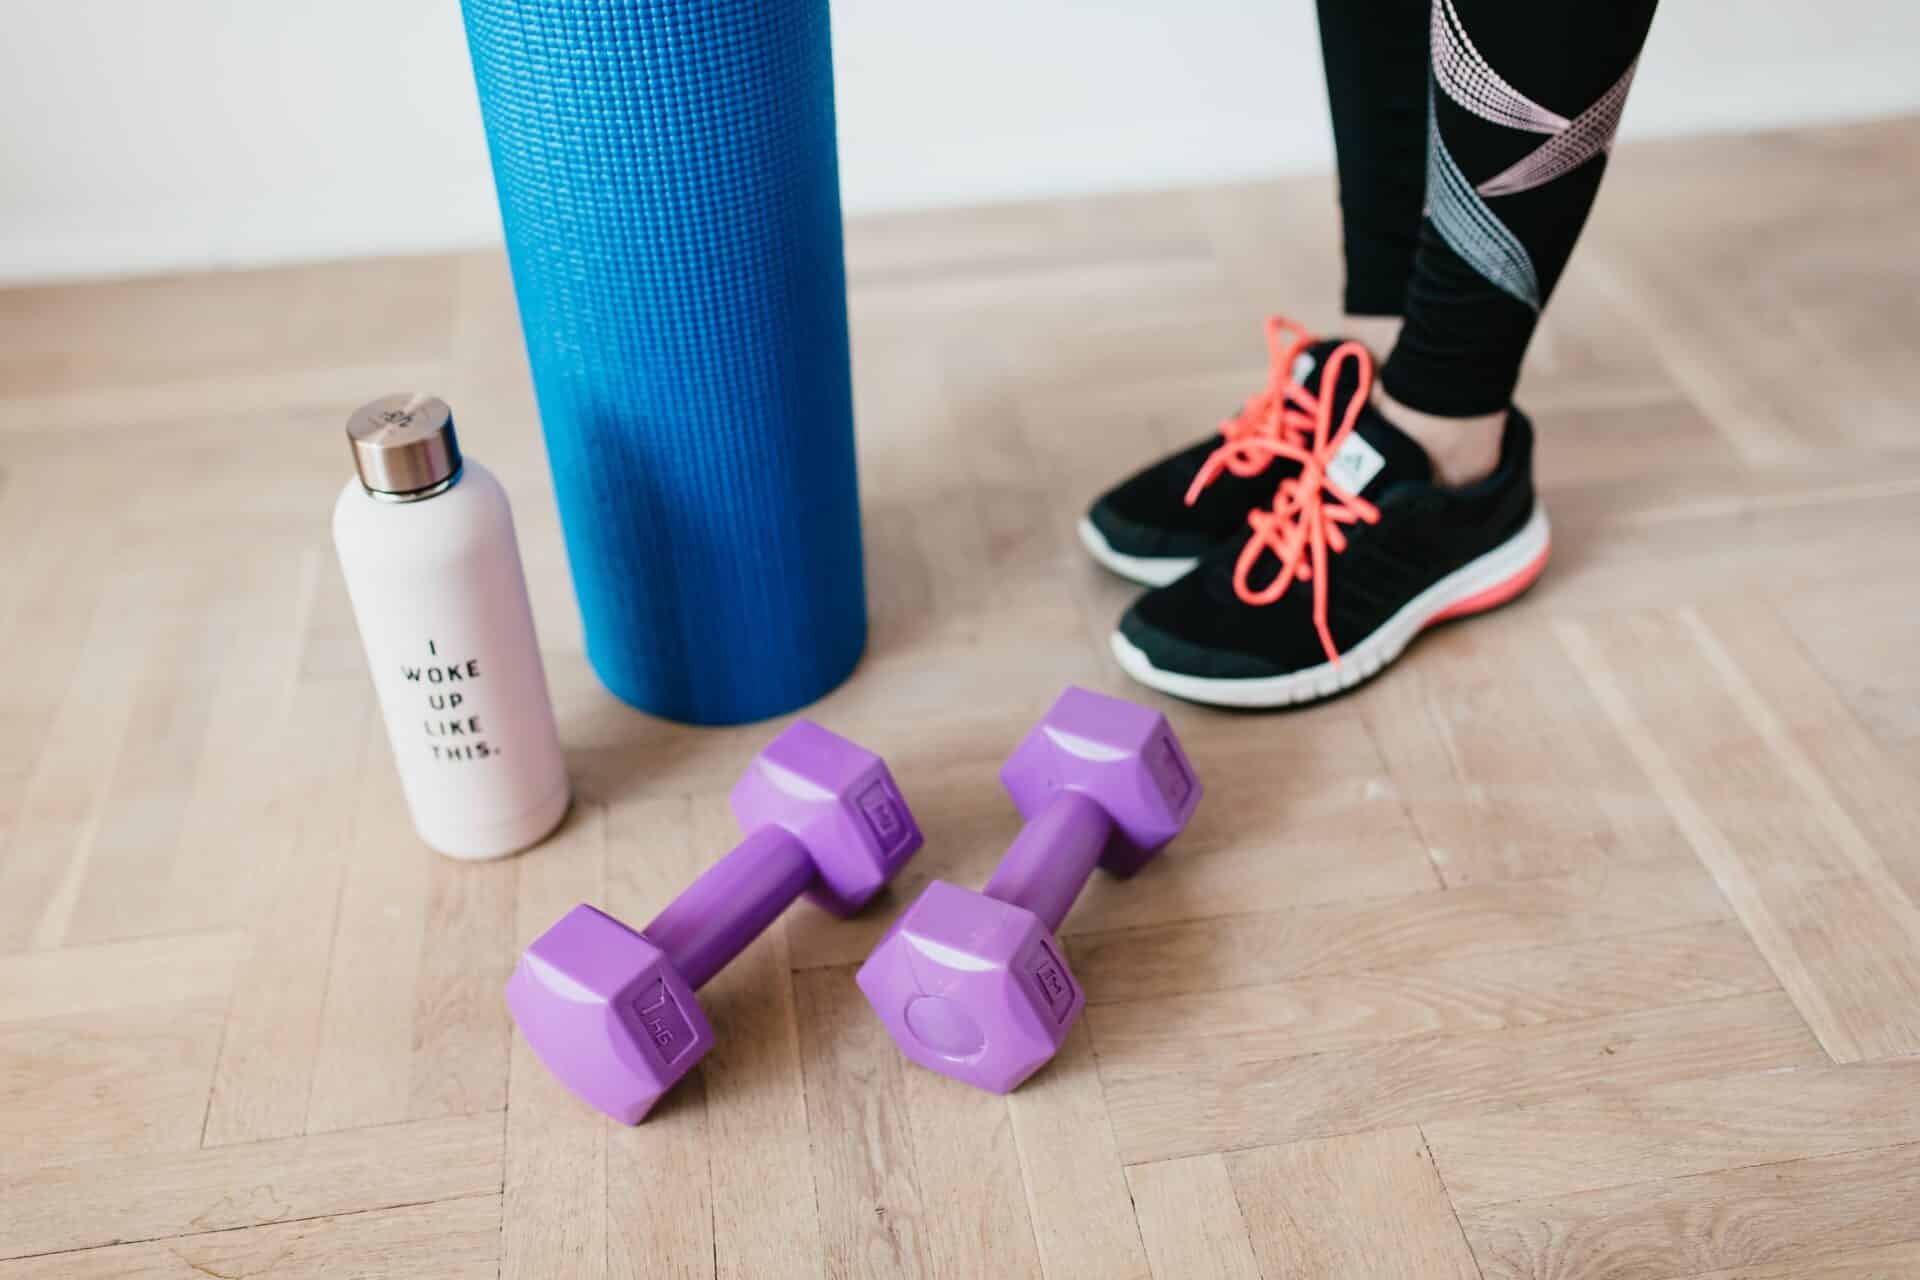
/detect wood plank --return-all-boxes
[1559,605,1920,1061]
[793,965,934,1279]
[1087,920,1775,1077]
[0,1196,501,1280]
[1531,388,1730,484]
[901,1069,1044,1280]
[846,185,1216,286]
[1685,600,1920,898]
[58,553,268,947]
[1782,577,1920,749]
[0,1001,223,1173]
[0,930,242,1022]
[1531,455,1920,619]
[1713,587,1920,925]
[149,547,321,937]
[1126,1155,1261,1280]
[408,846,516,1120]
[849,243,1224,352]
[1191,174,1345,330]
[0,1114,502,1260]
[502,798,615,1280]
[305,730,431,1134]
[196,533,376,1148]
[1358,613,1692,887]
[1590,137,1919,461]
[683,792,822,1280]
[0,255,461,410]
[1461,1141,1920,1280]
[594,791,722,1280]
[1428,1058,1920,1209]
[1103,992,1822,1164]
[1778,876,1920,1061]
[1068,854,1730,1005]
[1007,1021,1150,1280]
[1226,1128,1479,1280]
[1515,252,1684,417]
[0,558,180,950]
[199,675,372,1146]
[1063,703,1440,937]
[1679,1239,1920,1279]
[0,467,116,891]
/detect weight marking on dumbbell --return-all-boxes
[631,979,697,1063]
[1147,734,1194,810]
[1028,942,1077,1022]
[856,779,913,857]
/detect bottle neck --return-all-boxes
[362,462,464,504]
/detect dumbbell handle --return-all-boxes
[981,790,1115,934]
[641,826,812,991]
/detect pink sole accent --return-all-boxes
[1424,540,1551,628]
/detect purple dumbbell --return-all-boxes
[857,687,1201,1093]
[507,720,923,1123]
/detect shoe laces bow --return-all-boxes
[1184,315,1323,505]
[1223,339,1382,667]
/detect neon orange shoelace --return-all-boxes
[1183,316,1323,505]
[1211,339,1383,667]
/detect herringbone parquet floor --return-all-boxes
[3,117,1920,1278]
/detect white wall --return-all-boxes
[3,1,1918,284]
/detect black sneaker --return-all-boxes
[1108,342,1549,709]
[1079,317,1361,587]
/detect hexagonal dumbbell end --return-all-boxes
[858,687,1200,1092]
[999,685,1202,878]
[729,719,923,917]
[507,904,713,1124]
[509,720,923,1122]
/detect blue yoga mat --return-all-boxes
[459,0,866,725]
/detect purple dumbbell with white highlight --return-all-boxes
[508,720,922,1123]
[857,687,1201,1093]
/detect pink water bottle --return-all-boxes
[332,394,570,860]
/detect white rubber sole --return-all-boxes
[1110,504,1551,709]
[1076,515,1200,588]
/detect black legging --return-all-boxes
[1316,0,1659,416]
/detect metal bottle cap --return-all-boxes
[345,394,463,501]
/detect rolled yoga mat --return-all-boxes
[459,0,866,725]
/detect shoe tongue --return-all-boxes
[1287,337,1434,496]
[1290,340,1350,394]
[1324,400,1433,498]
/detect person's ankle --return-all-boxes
[1371,383,1505,488]
[1342,313,1403,359]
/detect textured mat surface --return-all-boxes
[460,0,865,725]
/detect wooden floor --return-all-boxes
[4,116,1920,1279]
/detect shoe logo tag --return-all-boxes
[1326,432,1387,496]
[1290,352,1317,383]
